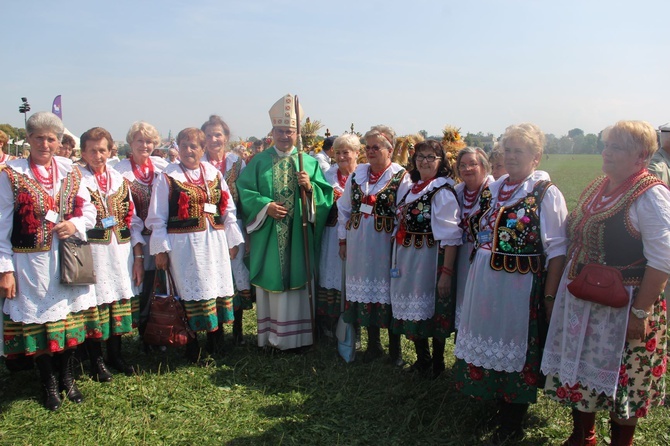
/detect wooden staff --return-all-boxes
[294,95,316,342]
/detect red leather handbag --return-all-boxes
[567,260,644,308]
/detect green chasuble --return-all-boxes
[236,147,333,292]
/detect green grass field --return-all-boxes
[1,155,669,446]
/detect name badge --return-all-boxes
[477,230,492,244]
[360,203,373,215]
[45,210,60,224]
[204,203,217,214]
[102,216,117,228]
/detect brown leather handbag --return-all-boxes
[143,270,196,347]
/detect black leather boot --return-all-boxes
[406,338,431,375]
[363,326,384,362]
[233,309,246,346]
[432,337,446,379]
[59,349,84,403]
[35,354,61,411]
[107,335,135,376]
[387,331,406,368]
[86,339,112,382]
[186,337,204,364]
[205,328,225,357]
[489,402,528,445]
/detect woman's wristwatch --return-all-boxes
[630,306,650,319]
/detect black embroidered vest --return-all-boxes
[397,183,455,249]
[86,179,132,244]
[345,170,405,234]
[567,173,663,286]
[165,174,226,233]
[6,167,82,253]
[470,180,552,274]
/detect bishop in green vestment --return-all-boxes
[236,94,333,349]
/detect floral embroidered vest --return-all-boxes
[6,167,82,253]
[128,180,152,235]
[87,179,133,244]
[470,180,552,274]
[566,173,663,286]
[165,174,227,233]
[397,183,455,249]
[346,170,405,234]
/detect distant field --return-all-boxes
[538,154,603,211]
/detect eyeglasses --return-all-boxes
[364,145,386,152]
[274,129,296,137]
[458,163,480,170]
[416,155,440,163]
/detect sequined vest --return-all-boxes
[397,183,455,249]
[470,180,552,274]
[345,170,405,234]
[6,167,82,253]
[165,174,226,233]
[566,173,663,286]
[86,179,132,244]
[128,180,152,235]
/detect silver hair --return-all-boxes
[456,146,491,174]
[26,111,64,140]
[333,133,362,152]
[364,125,396,149]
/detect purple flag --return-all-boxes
[52,95,62,120]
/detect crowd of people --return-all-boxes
[1,97,669,446]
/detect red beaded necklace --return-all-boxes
[411,176,436,195]
[207,154,227,174]
[497,176,525,203]
[368,163,391,185]
[588,170,644,213]
[29,157,57,190]
[337,169,349,189]
[180,163,205,186]
[131,157,154,185]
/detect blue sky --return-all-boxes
[1,0,667,142]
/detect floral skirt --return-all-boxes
[316,287,342,320]
[343,301,392,328]
[544,296,667,419]
[3,307,100,356]
[453,272,546,404]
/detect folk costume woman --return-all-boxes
[338,125,410,365]
[453,123,568,444]
[316,134,359,336]
[0,112,97,410]
[79,127,144,380]
[201,115,251,347]
[541,121,670,446]
[114,122,168,339]
[147,127,243,363]
[453,147,493,329]
[390,140,461,377]
[0,129,16,170]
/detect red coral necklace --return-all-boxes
[337,169,348,189]
[207,154,227,174]
[588,170,645,214]
[497,176,526,203]
[180,163,206,186]
[411,176,436,195]
[131,157,154,185]
[29,157,58,191]
[368,163,391,185]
